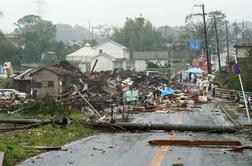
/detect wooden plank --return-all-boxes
[0,152,4,166]
[148,140,242,146]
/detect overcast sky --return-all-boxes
[0,0,251,33]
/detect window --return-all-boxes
[42,81,54,87]
[33,82,41,88]
[48,81,54,87]
[42,81,48,87]
[114,61,123,68]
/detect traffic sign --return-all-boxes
[232,64,240,74]
[189,40,201,50]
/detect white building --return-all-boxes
[66,43,95,72]
[66,40,129,72]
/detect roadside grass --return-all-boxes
[0,99,93,166]
[225,107,239,120]
[236,107,252,119]
[221,104,239,120]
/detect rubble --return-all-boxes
[0,61,216,123]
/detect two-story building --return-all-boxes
[66,40,129,72]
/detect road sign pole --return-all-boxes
[238,74,250,123]
[234,54,250,123]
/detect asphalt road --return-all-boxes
[17,102,252,166]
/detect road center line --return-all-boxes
[150,111,185,166]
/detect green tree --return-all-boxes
[111,17,163,61]
[185,10,226,49]
[49,40,81,62]
[14,15,56,63]
[0,32,21,67]
[0,32,14,63]
[207,11,226,47]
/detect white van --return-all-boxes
[0,89,27,99]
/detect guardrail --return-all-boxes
[214,88,252,101]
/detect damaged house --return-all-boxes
[13,61,83,98]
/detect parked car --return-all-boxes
[0,89,27,99]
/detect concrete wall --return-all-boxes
[31,70,59,98]
[135,60,167,72]
[94,42,129,59]
[237,48,250,58]
[91,56,114,72]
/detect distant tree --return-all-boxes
[0,32,21,67]
[0,11,3,17]
[0,32,13,62]
[207,11,226,46]
[111,17,163,61]
[56,24,90,42]
[14,15,56,63]
[185,10,226,49]
[49,40,81,61]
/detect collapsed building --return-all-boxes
[13,61,83,98]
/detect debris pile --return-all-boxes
[50,68,214,122]
[0,62,214,123]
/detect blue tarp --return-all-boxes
[160,87,175,97]
[186,68,203,74]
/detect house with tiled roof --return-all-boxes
[13,61,82,98]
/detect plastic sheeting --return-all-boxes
[160,87,175,97]
[186,68,203,74]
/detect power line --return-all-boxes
[34,0,46,16]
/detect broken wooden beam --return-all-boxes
[226,145,252,152]
[24,146,62,151]
[148,139,242,146]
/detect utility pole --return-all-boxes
[235,22,238,43]
[185,40,188,63]
[91,26,94,41]
[88,17,91,41]
[245,21,249,42]
[165,25,168,42]
[214,15,221,71]
[225,21,230,63]
[34,0,46,17]
[202,4,212,74]
[235,22,239,58]
[242,21,245,43]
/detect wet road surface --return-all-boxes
[17,102,252,166]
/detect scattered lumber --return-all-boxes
[148,139,242,146]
